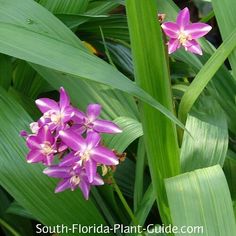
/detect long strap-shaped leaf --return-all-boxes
[165,165,236,236]
[181,97,228,172]
[178,28,236,123]
[126,0,180,224]
[0,0,185,130]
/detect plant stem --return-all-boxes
[111,176,138,225]
[0,218,21,236]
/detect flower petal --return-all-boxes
[85,159,97,183]
[72,108,86,124]
[91,147,118,165]
[93,119,122,134]
[59,152,80,167]
[55,179,71,193]
[177,7,190,29]
[168,38,180,54]
[26,135,41,149]
[86,104,101,121]
[185,39,203,55]
[85,132,101,149]
[37,126,54,143]
[184,23,212,39]
[59,87,70,111]
[59,130,86,151]
[27,150,44,163]
[79,180,90,200]
[43,166,71,178]
[92,174,104,186]
[43,154,54,166]
[35,98,59,113]
[161,22,179,38]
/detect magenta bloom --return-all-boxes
[59,129,119,183]
[26,126,57,166]
[161,7,212,55]
[43,165,104,200]
[73,104,122,134]
[35,87,74,131]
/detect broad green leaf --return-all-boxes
[126,0,180,224]
[211,0,236,78]
[104,117,143,152]
[0,88,109,231]
[0,54,12,90]
[0,0,185,129]
[165,165,236,236]
[178,28,236,123]
[181,97,228,172]
[39,0,89,14]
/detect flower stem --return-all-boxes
[111,176,138,225]
[0,218,21,236]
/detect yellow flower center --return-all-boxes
[178,31,191,46]
[70,175,81,186]
[41,142,54,155]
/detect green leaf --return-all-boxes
[0,88,109,230]
[104,117,143,152]
[211,0,236,78]
[126,0,180,224]
[39,0,89,14]
[0,54,12,90]
[165,165,236,236]
[178,28,236,123]
[0,0,185,130]
[181,97,228,172]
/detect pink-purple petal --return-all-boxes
[93,119,122,134]
[43,166,71,178]
[85,132,101,149]
[79,180,90,200]
[161,22,179,38]
[72,108,86,124]
[87,104,101,121]
[84,159,97,183]
[59,130,86,151]
[59,152,79,167]
[177,7,190,29]
[59,87,70,111]
[35,98,59,113]
[168,38,180,54]
[37,126,54,143]
[91,147,119,165]
[55,179,71,193]
[185,23,212,39]
[26,135,41,149]
[185,40,203,55]
[27,150,44,163]
[92,174,104,186]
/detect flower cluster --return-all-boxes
[161,7,212,55]
[21,87,122,199]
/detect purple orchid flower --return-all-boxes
[26,126,57,166]
[43,165,104,200]
[59,129,119,183]
[35,87,74,131]
[72,104,122,134]
[161,7,212,55]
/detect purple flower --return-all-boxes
[73,104,122,134]
[35,87,74,131]
[26,126,57,166]
[43,165,104,200]
[161,7,212,55]
[59,129,119,183]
